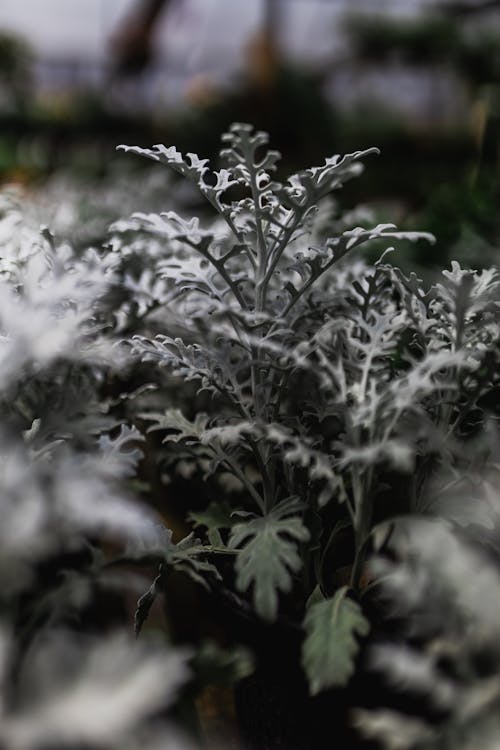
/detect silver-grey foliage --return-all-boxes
[115,123,500,693]
[0,198,197,749]
[355,512,500,749]
[3,120,500,744]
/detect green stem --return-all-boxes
[350,467,374,591]
[215,447,266,514]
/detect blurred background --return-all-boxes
[1,0,499,270]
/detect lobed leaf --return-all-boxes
[229,498,310,621]
[302,586,369,694]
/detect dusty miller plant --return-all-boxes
[115,123,500,694]
[0,202,206,750]
[354,487,500,750]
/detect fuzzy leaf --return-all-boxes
[229,498,310,621]
[97,424,145,478]
[353,709,437,750]
[302,586,369,693]
[0,629,191,748]
[189,500,235,531]
[139,409,209,443]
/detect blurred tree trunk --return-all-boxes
[111,0,172,75]
[264,0,280,50]
[248,0,283,91]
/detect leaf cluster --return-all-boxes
[115,123,500,693]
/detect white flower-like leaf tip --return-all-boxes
[186,153,209,171]
[116,144,161,161]
[152,144,183,163]
[265,149,281,160]
[130,211,150,222]
[108,219,137,235]
[252,131,270,144]
[412,232,435,244]
[163,212,198,228]
[358,146,380,157]
[375,247,396,265]
[375,223,397,231]
[338,147,380,161]
[211,170,238,192]
[229,122,253,133]
[324,155,341,167]
[322,147,379,169]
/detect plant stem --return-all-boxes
[350,467,373,591]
